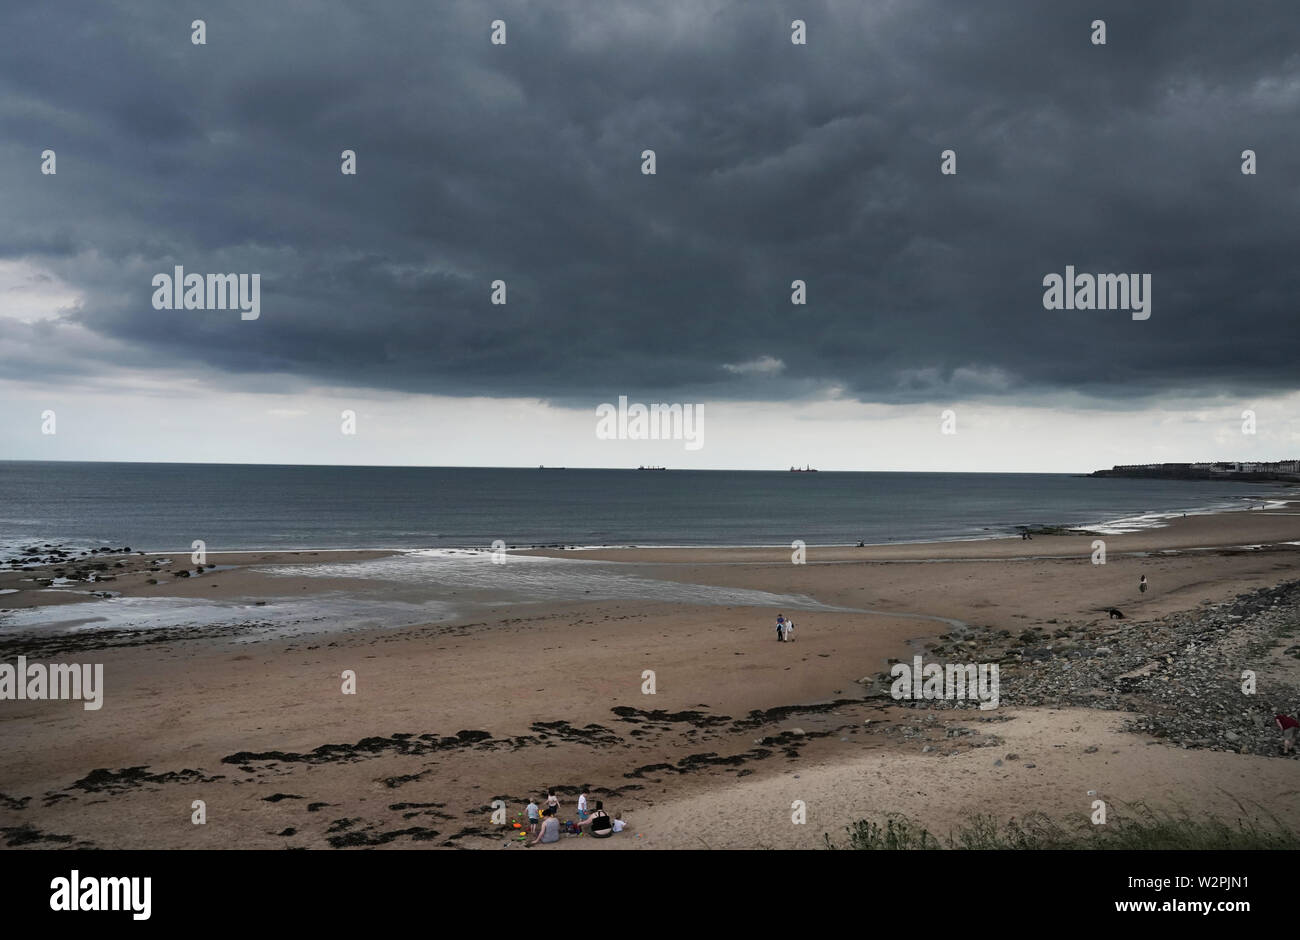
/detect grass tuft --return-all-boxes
[823,802,1300,850]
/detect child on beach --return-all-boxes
[526,797,540,834]
[577,789,589,821]
[546,789,560,814]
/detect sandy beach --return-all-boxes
[2,504,1299,849]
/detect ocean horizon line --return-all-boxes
[2,458,1102,475]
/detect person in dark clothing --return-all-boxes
[577,800,614,837]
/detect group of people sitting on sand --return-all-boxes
[525,787,629,846]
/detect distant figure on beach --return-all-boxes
[782,618,795,642]
[1139,575,1148,594]
[857,540,865,548]
[776,614,787,642]
[526,797,540,835]
[528,806,560,845]
[546,789,560,814]
[1276,714,1299,754]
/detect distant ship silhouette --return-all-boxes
[789,465,818,472]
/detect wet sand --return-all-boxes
[1,505,1298,849]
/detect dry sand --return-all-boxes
[1,504,1298,849]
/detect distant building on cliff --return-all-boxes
[1092,460,1300,481]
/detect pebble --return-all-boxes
[863,580,1300,758]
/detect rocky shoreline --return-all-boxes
[866,579,1300,757]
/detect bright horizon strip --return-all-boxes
[2,379,1299,473]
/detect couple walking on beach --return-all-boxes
[775,614,795,642]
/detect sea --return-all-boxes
[2,462,1291,638]
[0,461,1291,556]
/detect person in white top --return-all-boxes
[577,790,589,821]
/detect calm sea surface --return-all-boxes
[0,461,1288,555]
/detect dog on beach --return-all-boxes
[1107,608,1125,619]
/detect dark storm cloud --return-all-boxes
[0,0,1297,406]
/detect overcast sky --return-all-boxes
[1,0,1297,470]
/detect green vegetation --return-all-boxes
[823,803,1300,850]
